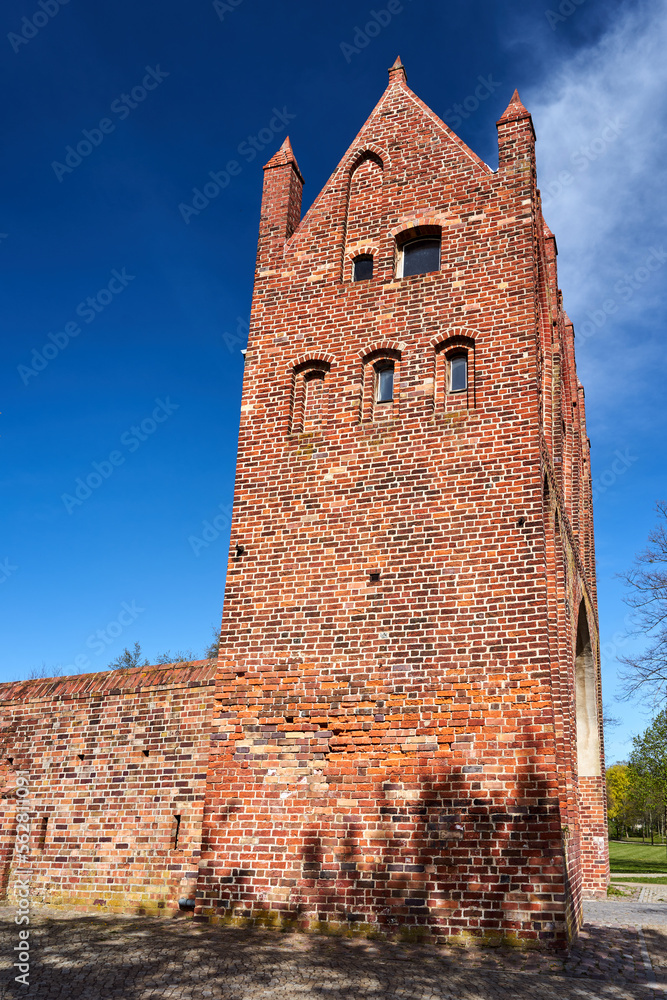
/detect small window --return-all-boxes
[171,814,182,851]
[401,238,440,277]
[352,255,373,281]
[450,355,467,393]
[376,367,394,403]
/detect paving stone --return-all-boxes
[1,901,665,999]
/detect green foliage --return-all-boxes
[628,709,667,849]
[107,642,149,671]
[606,764,633,839]
[606,710,667,849]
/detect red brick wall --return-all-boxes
[0,661,215,913]
[198,67,608,947]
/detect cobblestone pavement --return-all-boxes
[0,899,666,1000]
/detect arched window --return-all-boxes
[394,225,442,279]
[352,254,374,281]
[360,347,401,422]
[400,237,441,277]
[433,335,475,411]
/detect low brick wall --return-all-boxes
[0,661,215,914]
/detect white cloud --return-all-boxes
[526,0,667,426]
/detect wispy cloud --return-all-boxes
[527,0,667,424]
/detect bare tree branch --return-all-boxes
[618,502,667,707]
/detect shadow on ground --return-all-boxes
[0,908,663,1000]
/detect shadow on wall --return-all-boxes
[205,763,575,948]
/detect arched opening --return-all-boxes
[290,360,330,434]
[575,601,601,776]
[345,154,384,272]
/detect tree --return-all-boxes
[107,642,149,671]
[619,501,667,707]
[606,763,633,840]
[26,662,63,680]
[205,623,221,661]
[153,649,196,665]
[628,710,667,852]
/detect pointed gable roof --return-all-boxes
[388,55,407,86]
[264,136,304,182]
[289,61,493,245]
[497,89,532,125]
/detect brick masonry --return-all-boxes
[0,61,608,948]
[0,661,215,913]
[197,61,608,948]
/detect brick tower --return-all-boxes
[197,60,608,948]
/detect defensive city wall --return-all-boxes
[0,661,215,913]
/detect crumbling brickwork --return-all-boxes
[197,61,608,948]
[0,661,215,913]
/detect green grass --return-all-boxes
[609,840,667,873]
[611,876,667,885]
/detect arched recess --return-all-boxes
[344,151,385,280]
[575,600,601,777]
[289,357,332,434]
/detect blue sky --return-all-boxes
[2,0,665,762]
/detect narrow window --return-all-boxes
[352,255,373,281]
[450,354,467,393]
[171,814,182,851]
[38,816,48,851]
[401,237,440,277]
[376,366,394,403]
